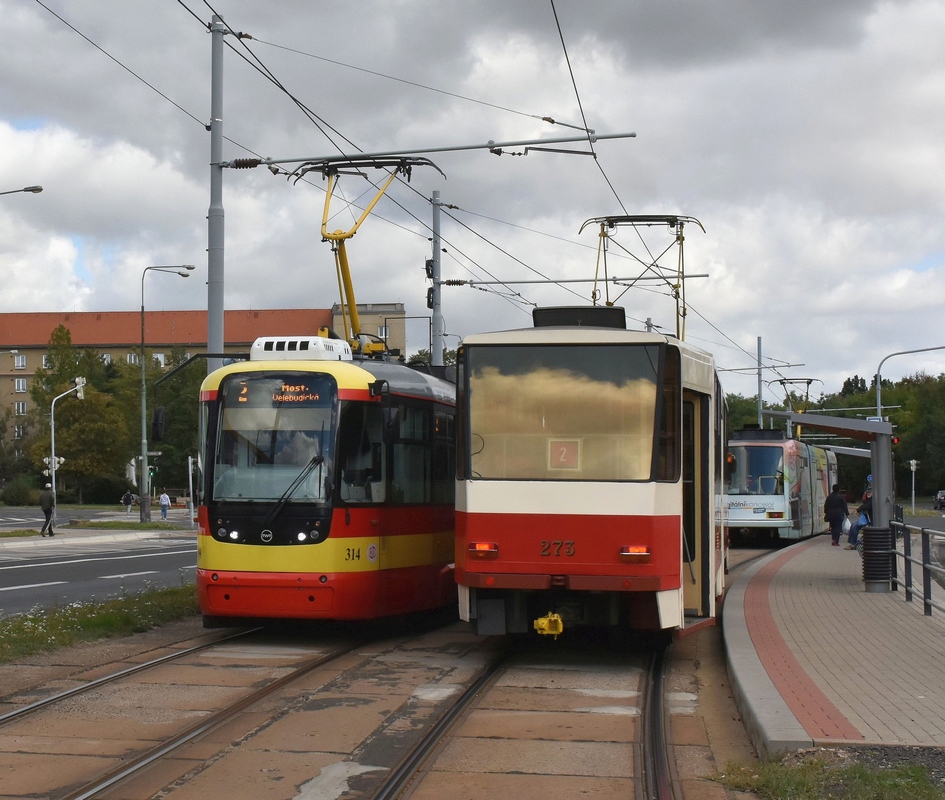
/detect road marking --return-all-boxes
[0,549,197,573]
[99,571,159,580]
[0,581,67,592]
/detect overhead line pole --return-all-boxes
[207,15,226,375]
[431,190,444,367]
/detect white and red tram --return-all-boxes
[454,307,727,637]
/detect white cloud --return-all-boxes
[0,0,944,389]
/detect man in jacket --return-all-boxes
[824,484,848,546]
[39,483,55,537]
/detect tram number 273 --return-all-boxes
[539,540,576,557]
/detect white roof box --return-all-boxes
[250,336,352,361]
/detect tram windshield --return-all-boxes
[466,344,664,481]
[211,373,336,503]
[727,444,783,495]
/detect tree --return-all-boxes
[30,385,130,502]
[27,326,132,500]
[148,347,203,490]
[840,375,868,396]
[407,348,457,366]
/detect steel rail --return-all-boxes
[641,640,675,800]
[0,628,260,727]
[370,648,511,800]
[59,640,364,800]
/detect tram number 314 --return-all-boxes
[539,540,575,557]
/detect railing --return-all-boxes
[890,521,945,616]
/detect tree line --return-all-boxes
[8,328,942,504]
[1,325,203,504]
[726,372,945,499]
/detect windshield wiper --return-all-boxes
[264,454,325,526]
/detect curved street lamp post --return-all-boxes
[0,186,42,197]
[140,265,195,521]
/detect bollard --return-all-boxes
[862,526,894,593]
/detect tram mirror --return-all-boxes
[369,380,389,399]
[382,406,401,444]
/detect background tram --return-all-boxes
[196,336,456,626]
[454,307,727,637]
[724,429,837,543]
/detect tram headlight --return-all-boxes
[216,527,227,539]
[296,532,307,542]
[228,530,240,541]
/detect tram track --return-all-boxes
[0,628,260,727]
[0,616,742,799]
[0,617,499,799]
[642,639,674,800]
[59,640,363,800]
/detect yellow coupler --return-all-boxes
[533,612,564,639]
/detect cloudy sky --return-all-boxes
[1,0,943,403]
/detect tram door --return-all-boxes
[682,391,710,617]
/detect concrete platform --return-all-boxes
[724,534,945,760]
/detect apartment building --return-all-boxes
[0,303,406,451]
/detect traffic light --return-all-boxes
[892,436,900,445]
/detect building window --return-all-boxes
[128,353,139,366]
[101,353,111,365]
[378,325,390,339]
[14,401,26,415]
[42,354,51,369]
[14,378,26,393]
[14,425,25,440]
[154,353,166,368]
[14,354,26,370]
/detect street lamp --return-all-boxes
[140,265,195,522]
[0,186,42,196]
[875,345,945,419]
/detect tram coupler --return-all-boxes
[533,612,564,638]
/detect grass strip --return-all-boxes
[716,758,945,799]
[0,585,198,663]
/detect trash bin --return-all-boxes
[862,526,894,593]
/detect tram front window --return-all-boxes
[212,373,336,502]
[467,344,662,481]
[727,445,783,495]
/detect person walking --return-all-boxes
[824,483,848,546]
[122,490,134,515]
[39,483,55,537]
[159,490,171,520]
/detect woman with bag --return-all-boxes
[845,490,872,550]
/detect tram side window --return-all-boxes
[390,405,430,504]
[656,347,681,481]
[337,404,385,503]
[432,409,455,504]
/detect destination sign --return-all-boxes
[225,374,334,408]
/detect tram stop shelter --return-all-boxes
[762,410,895,528]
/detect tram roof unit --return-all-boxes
[208,336,454,405]
[250,336,352,361]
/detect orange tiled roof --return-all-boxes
[0,310,333,348]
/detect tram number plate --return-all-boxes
[539,540,575,557]
[345,547,361,561]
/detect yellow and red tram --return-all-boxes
[196,336,456,625]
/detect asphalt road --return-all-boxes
[0,526,197,618]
